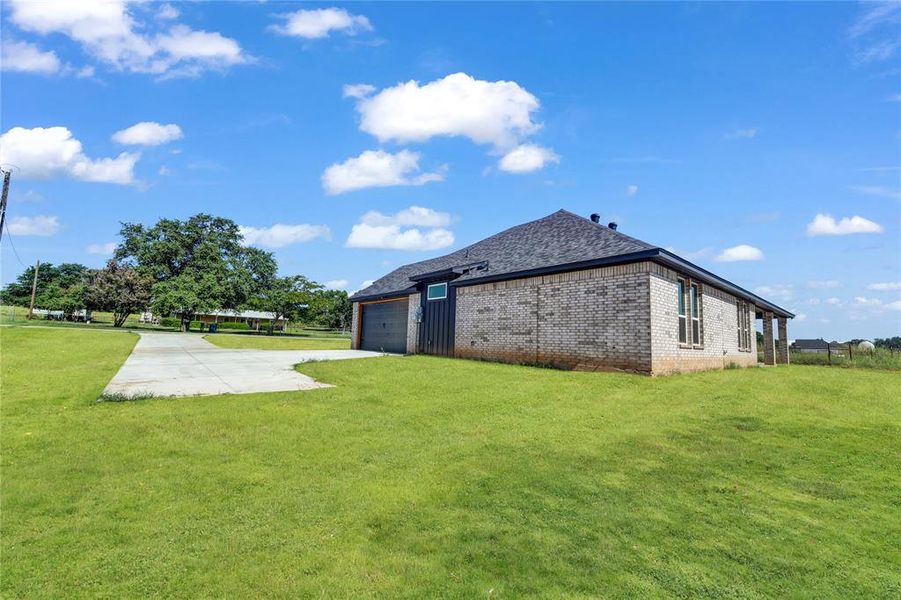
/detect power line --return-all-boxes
[3,222,25,268]
[0,168,10,244]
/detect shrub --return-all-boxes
[160,317,180,328]
[216,321,250,331]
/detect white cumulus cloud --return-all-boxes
[324,279,349,290]
[322,149,444,195]
[715,244,765,262]
[239,224,331,248]
[359,205,452,228]
[346,206,455,251]
[498,144,559,174]
[1,39,61,74]
[806,213,884,236]
[867,281,901,291]
[269,7,372,39]
[627,185,639,197]
[112,122,183,146]
[354,72,542,149]
[887,300,901,311]
[86,242,116,256]
[0,126,138,185]
[9,215,59,236]
[7,0,250,78]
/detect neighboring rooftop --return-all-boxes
[349,209,793,318]
[791,338,830,350]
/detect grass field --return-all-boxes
[2,327,899,598]
[203,333,351,350]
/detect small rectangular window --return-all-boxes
[427,282,447,300]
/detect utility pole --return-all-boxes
[0,168,11,243]
[27,260,40,320]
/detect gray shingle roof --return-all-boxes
[350,209,656,300]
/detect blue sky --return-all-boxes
[1,1,899,340]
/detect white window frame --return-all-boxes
[427,282,447,301]
[677,277,703,349]
[737,301,752,352]
[690,282,702,348]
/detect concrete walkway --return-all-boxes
[103,332,385,398]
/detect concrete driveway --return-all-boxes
[103,332,386,398]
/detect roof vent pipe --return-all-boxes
[590,213,601,224]
[608,222,618,231]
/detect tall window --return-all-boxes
[690,283,701,346]
[677,277,703,348]
[737,302,752,351]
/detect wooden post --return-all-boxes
[827,344,832,365]
[848,343,852,362]
[27,260,40,319]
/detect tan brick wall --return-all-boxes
[648,264,757,374]
[455,263,653,372]
[406,293,420,354]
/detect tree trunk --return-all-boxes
[114,311,129,327]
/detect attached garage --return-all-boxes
[358,298,409,354]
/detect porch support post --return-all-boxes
[777,317,790,365]
[762,311,776,366]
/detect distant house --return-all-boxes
[349,209,794,374]
[791,338,830,353]
[790,339,848,356]
[191,309,288,331]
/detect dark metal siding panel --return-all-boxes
[360,299,409,354]
[418,283,456,356]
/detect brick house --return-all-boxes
[348,210,793,374]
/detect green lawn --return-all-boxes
[203,333,350,350]
[2,327,899,598]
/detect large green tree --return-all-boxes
[0,263,89,307]
[84,261,153,327]
[249,275,321,334]
[307,289,352,331]
[115,214,277,328]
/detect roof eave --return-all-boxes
[348,287,416,303]
[655,249,795,318]
[350,248,795,319]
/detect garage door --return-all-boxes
[360,299,409,354]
